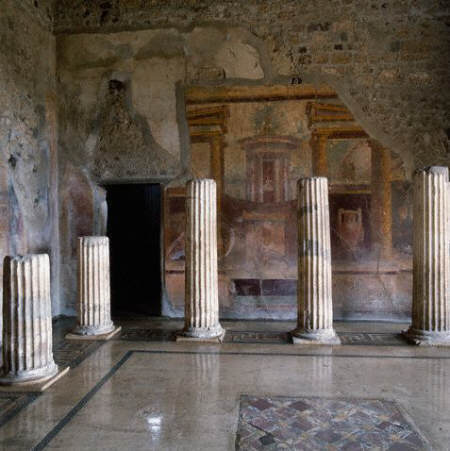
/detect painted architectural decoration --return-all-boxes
[165,85,413,320]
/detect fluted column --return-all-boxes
[73,236,116,336]
[403,166,450,346]
[180,179,224,340]
[0,254,58,384]
[291,177,340,345]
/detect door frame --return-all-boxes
[102,178,171,316]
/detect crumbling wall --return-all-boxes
[54,0,450,168]
[0,0,59,312]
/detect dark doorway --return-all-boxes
[106,184,162,316]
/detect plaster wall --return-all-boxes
[0,0,59,313]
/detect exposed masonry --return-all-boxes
[53,0,450,169]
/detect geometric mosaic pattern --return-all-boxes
[226,331,407,346]
[52,316,106,369]
[53,340,104,369]
[119,328,176,342]
[225,331,289,344]
[236,396,430,450]
[338,332,407,346]
[119,328,408,346]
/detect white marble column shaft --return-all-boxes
[291,177,340,344]
[182,179,224,339]
[1,254,58,383]
[74,236,115,335]
[404,166,450,345]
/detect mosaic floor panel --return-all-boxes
[119,328,407,346]
[53,340,104,369]
[236,396,429,450]
[120,328,176,341]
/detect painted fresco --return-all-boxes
[165,90,413,320]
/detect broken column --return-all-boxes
[179,179,224,341]
[403,166,450,346]
[291,177,340,345]
[70,236,119,338]
[0,254,59,384]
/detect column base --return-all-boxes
[291,328,341,345]
[66,325,122,341]
[0,365,69,392]
[176,325,226,343]
[402,327,450,347]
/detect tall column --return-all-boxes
[369,139,392,260]
[71,236,119,337]
[179,179,224,341]
[403,166,450,346]
[0,254,58,384]
[291,177,340,344]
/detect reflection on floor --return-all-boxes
[0,393,40,428]
[236,395,429,450]
[0,317,448,450]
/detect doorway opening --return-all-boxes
[106,183,162,316]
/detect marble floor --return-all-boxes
[0,318,449,450]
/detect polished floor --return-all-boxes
[0,319,449,450]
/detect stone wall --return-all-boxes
[54,0,450,168]
[0,0,59,312]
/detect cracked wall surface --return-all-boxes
[0,0,59,314]
[54,0,450,168]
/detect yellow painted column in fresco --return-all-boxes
[210,136,224,255]
[311,133,328,177]
[369,139,392,260]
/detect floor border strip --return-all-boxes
[32,351,133,451]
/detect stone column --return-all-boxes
[403,166,450,346]
[72,236,118,337]
[179,179,224,341]
[0,254,58,384]
[369,139,392,260]
[291,177,340,344]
